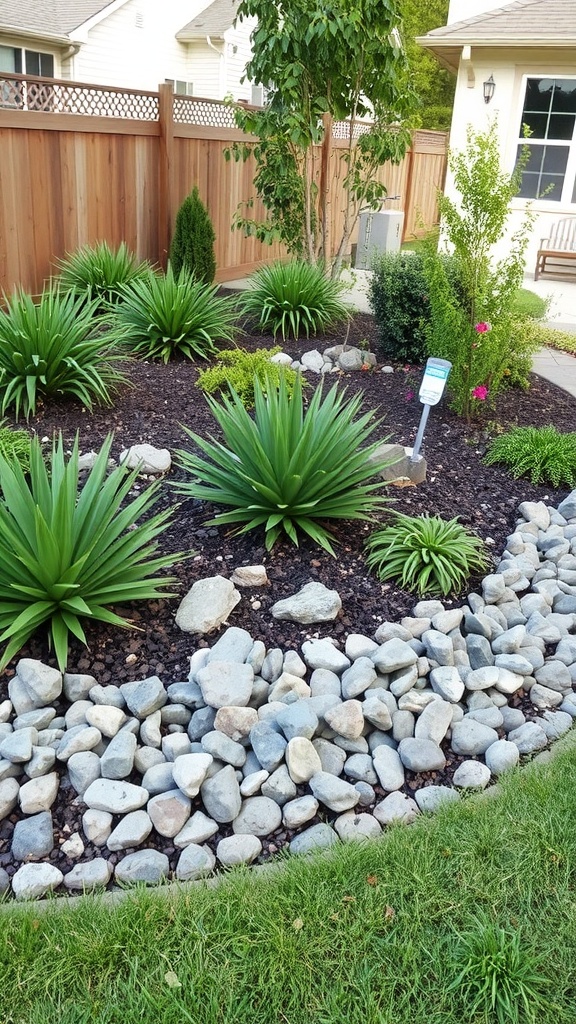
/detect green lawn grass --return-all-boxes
[1,738,576,1024]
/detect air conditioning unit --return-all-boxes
[250,84,265,106]
[355,209,404,270]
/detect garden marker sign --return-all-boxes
[410,358,452,463]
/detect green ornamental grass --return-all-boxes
[174,373,390,554]
[484,424,576,487]
[114,264,237,362]
[55,241,152,306]
[196,346,298,407]
[365,512,489,597]
[0,434,187,671]
[238,259,350,340]
[0,420,32,472]
[0,288,127,421]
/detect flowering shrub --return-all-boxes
[472,385,489,401]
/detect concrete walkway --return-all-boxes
[225,267,576,400]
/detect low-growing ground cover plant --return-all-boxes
[174,372,390,554]
[484,424,576,487]
[0,420,31,471]
[0,288,127,420]
[238,260,350,340]
[196,346,299,407]
[114,264,237,362]
[55,241,151,307]
[0,434,187,671]
[365,512,489,597]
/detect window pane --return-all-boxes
[539,174,564,200]
[524,77,552,112]
[542,147,569,174]
[517,172,540,198]
[25,51,40,75]
[548,113,575,140]
[522,144,545,173]
[550,79,576,113]
[38,53,54,77]
[523,111,548,138]
[0,45,19,72]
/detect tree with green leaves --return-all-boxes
[231,0,418,277]
[398,0,455,131]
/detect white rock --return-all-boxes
[172,752,213,797]
[119,443,171,474]
[230,565,269,587]
[176,576,241,634]
[176,843,216,881]
[216,834,262,866]
[373,791,419,825]
[12,863,63,900]
[19,772,59,814]
[271,583,342,624]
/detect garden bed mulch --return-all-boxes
[0,312,574,691]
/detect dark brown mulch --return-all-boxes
[1,311,575,692]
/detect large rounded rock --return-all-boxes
[232,796,282,836]
[200,764,242,822]
[216,834,262,866]
[114,850,169,885]
[270,582,342,624]
[11,811,54,861]
[197,661,254,709]
[176,576,241,634]
[309,771,360,812]
[397,738,446,772]
[12,863,63,900]
[450,720,499,756]
[83,779,148,814]
[176,843,216,881]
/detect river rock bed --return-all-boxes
[1,490,576,901]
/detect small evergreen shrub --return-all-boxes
[174,373,390,555]
[238,260,350,340]
[368,251,463,364]
[196,347,298,407]
[365,512,489,597]
[484,425,576,487]
[56,241,151,307]
[0,421,32,472]
[114,265,236,362]
[170,187,216,284]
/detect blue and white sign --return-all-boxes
[418,357,452,407]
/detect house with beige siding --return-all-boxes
[0,0,256,101]
[418,0,576,274]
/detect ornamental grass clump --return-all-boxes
[196,346,298,407]
[114,264,237,362]
[55,241,152,307]
[484,424,576,487]
[174,373,390,554]
[0,421,32,472]
[365,512,489,597]
[238,260,350,340]
[0,289,128,421]
[0,434,188,671]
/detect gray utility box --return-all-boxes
[355,209,405,269]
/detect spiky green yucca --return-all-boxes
[196,346,298,407]
[56,241,151,306]
[238,260,350,340]
[365,512,489,597]
[0,434,187,671]
[484,424,576,487]
[174,373,390,554]
[0,289,127,420]
[114,264,237,362]
[448,916,548,1024]
[169,187,216,284]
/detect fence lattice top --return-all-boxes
[0,74,159,119]
[173,95,238,127]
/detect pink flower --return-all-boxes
[472,385,489,400]
[405,389,415,402]
[474,321,491,333]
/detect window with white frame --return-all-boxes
[516,76,576,204]
[0,45,54,77]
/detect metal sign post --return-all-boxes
[410,357,452,463]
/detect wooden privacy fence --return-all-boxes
[0,72,448,295]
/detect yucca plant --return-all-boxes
[174,373,391,554]
[238,260,350,340]
[55,241,152,307]
[196,346,298,407]
[448,916,548,1024]
[365,512,489,597]
[0,434,188,671]
[0,420,32,472]
[0,288,128,421]
[484,424,576,487]
[113,264,237,362]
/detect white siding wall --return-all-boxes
[186,43,222,99]
[447,47,576,271]
[223,19,256,102]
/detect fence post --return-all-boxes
[402,133,416,242]
[158,82,175,267]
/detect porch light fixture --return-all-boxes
[483,75,495,104]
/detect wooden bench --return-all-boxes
[535,218,576,280]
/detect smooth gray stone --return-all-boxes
[83,779,148,813]
[421,630,454,666]
[11,811,54,861]
[309,771,360,812]
[312,738,347,776]
[282,650,307,678]
[147,789,191,837]
[354,781,376,806]
[412,600,445,618]
[187,706,217,741]
[8,675,38,717]
[485,739,520,775]
[56,726,102,762]
[201,730,246,767]
[302,639,350,673]
[249,721,287,772]
[0,759,23,782]
[467,691,495,711]
[561,695,576,718]
[414,785,460,812]
[343,753,377,785]
[345,633,379,659]
[232,796,282,836]
[414,700,453,744]
[134,746,165,774]
[491,625,526,654]
[161,703,191,726]
[373,621,413,643]
[453,760,491,790]
[398,738,446,772]
[340,657,377,698]
[333,734,369,754]
[12,863,63,900]
[334,810,382,842]
[529,683,564,709]
[200,764,242,822]
[271,582,341,624]
[67,751,101,795]
[465,634,494,670]
[499,706,526,733]
[282,795,319,829]
[309,668,341,697]
[391,709,415,741]
[64,701,92,729]
[100,731,137,780]
[216,834,262,866]
[13,708,56,732]
[174,811,219,848]
[0,777,19,820]
[275,702,319,741]
[463,610,494,640]
[0,728,36,763]
[63,673,98,702]
[539,710,573,740]
[432,608,464,633]
[176,844,216,881]
[285,737,322,783]
[289,823,339,855]
[507,722,549,753]
[389,664,418,697]
[372,638,418,674]
[450,721,499,756]
[119,677,167,718]
[534,662,573,693]
[166,681,203,708]
[197,661,254,709]
[373,791,419,824]
[206,626,254,664]
[261,764,297,805]
[429,666,465,702]
[16,660,62,705]
[494,654,534,676]
[260,648,284,683]
[465,707,504,730]
[89,684,126,708]
[114,850,169,885]
[107,810,153,851]
[141,761,175,795]
[372,745,405,791]
[363,695,393,731]
[64,858,112,890]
